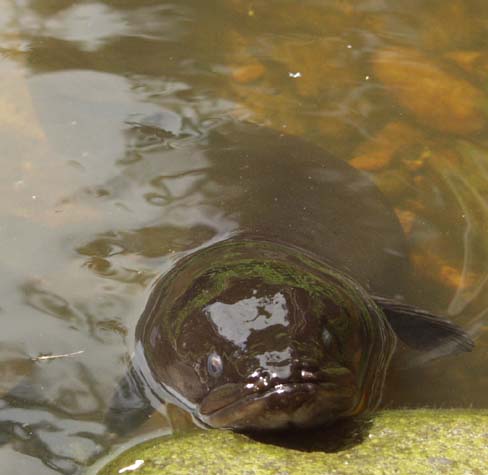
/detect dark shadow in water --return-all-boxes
[243,416,373,453]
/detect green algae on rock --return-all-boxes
[97,409,488,475]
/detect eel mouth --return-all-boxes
[197,371,359,430]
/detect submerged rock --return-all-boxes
[372,47,487,135]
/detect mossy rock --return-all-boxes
[97,410,487,475]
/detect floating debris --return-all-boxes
[31,350,84,361]
[118,459,144,473]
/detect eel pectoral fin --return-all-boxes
[373,296,474,356]
[105,363,154,436]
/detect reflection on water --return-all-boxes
[1,0,487,473]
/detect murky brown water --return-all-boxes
[1,0,487,473]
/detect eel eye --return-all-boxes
[322,327,334,347]
[207,352,223,378]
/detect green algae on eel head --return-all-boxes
[106,122,473,433]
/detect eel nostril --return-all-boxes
[247,365,322,389]
[300,369,318,381]
[255,376,271,391]
[248,368,265,381]
[247,368,273,391]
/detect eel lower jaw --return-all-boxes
[196,381,360,431]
